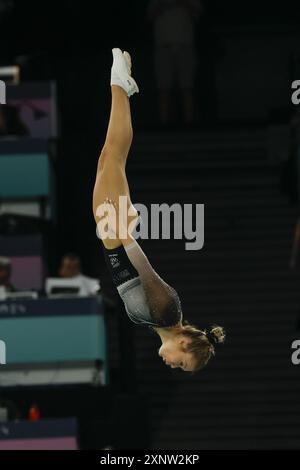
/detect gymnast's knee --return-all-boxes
[96,147,108,172]
[99,141,131,165]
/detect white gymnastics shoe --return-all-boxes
[110,47,139,97]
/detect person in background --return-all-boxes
[0,257,15,292]
[147,0,203,127]
[58,253,100,295]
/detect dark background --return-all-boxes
[1,0,300,450]
[1,0,299,274]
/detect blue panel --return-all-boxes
[0,297,105,319]
[0,419,77,440]
[0,235,44,256]
[0,154,50,197]
[0,314,106,363]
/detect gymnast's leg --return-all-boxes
[99,84,133,170]
[93,49,139,249]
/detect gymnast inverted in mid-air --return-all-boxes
[93,48,225,373]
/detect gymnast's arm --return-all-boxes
[105,198,181,317]
[122,236,181,317]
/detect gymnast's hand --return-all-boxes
[96,196,139,243]
[94,198,119,240]
[99,197,130,241]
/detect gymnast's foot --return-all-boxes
[110,48,139,97]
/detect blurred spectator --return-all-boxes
[0,256,15,292]
[59,253,81,279]
[147,0,203,126]
[59,253,100,295]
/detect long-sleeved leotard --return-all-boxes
[124,239,182,326]
[102,240,182,328]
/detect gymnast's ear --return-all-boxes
[177,336,191,347]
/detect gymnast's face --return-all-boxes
[158,337,195,372]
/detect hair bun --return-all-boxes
[207,325,226,346]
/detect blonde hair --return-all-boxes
[181,321,226,372]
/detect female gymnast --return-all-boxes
[93,48,225,373]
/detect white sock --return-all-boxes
[110,70,127,93]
